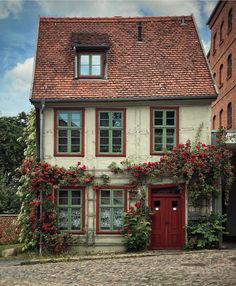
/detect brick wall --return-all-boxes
[207,0,236,130]
[0,215,19,244]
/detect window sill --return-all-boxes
[96,231,123,235]
[219,39,224,46]
[212,49,216,56]
[54,153,84,157]
[96,153,126,157]
[150,152,167,156]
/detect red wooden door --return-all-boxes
[150,195,184,249]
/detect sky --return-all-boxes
[0,0,219,116]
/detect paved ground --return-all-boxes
[0,250,236,286]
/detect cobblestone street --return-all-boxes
[0,250,236,286]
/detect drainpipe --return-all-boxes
[39,100,45,255]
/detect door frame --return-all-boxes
[148,184,186,249]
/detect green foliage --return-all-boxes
[100,174,110,185]
[123,192,151,252]
[0,112,27,175]
[44,233,72,254]
[186,213,226,249]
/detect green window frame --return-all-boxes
[56,110,82,154]
[58,189,83,232]
[99,189,124,231]
[98,110,124,154]
[153,109,176,152]
[79,54,102,77]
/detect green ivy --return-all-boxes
[186,213,226,249]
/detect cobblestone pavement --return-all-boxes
[0,250,236,286]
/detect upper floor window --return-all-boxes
[227,54,232,79]
[151,108,178,153]
[213,33,217,53]
[219,64,223,87]
[227,102,232,129]
[220,21,224,43]
[219,109,223,128]
[228,8,233,33]
[58,189,84,232]
[79,53,104,78]
[55,110,84,156]
[97,188,126,233]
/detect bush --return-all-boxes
[186,212,226,249]
[123,199,151,252]
[44,233,72,254]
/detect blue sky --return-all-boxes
[0,0,218,116]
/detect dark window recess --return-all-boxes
[154,201,160,210]
[227,103,232,129]
[137,22,143,41]
[219,109,223,128]
[227,54,232,79]
[228,8,233,33]
[220,21,224,43]
[219,64,223,86]
[172,201,178,208]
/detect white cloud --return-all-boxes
[4,57,34,92]
[202,39,210,54]
[201,0,219,19]
[35,0,206,28]
[0,57,34,116]
[0,0,23,19]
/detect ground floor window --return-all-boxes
[58,189,84,232]
[98,189,125,232]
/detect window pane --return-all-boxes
[113,190,123,205]
[80,65,90,75]
[71,145,80,152]
[92,55,101,65]
[59,145,67,153]
[59,191,68,204]
[59,138,67,145]
[59,113,68,126]
[71,130,80,137]
[59,130,67,137]
[100,145,109,152]
[58,208,68,230]
[100,129,109,137]
[71,138,80,145]
[154,111,163,126]
[112,112,122,127]
[101,190,110,205]
[71,209,81,230]
[154,144,163,151]
[100,207,111,229]
[80,55,89,64]
[166,111,175,126]
[72,191,81,205]
[92,65,101,76]
[113,138,121,145]
[100,113,109,127]
[113,130,122,137]
[113,208,123,229]
[166,128,175,136]
[71,113,81,127]
[100,137,109,145]
[112,145,122,153]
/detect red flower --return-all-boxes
[135,201,141,209]
[80,165,86,171]
[77,162,81,166]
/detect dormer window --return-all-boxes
[79,53,104,78]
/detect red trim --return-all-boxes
[95,186,128,234]
[57,186,86,234]
[95,108,126,157]
[148,183,185,249]
[54,108,85,157]
[150,106,179,156]
[78,52,105,79]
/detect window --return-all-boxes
[219,64,223,87]
[227,54,232,79]
[55,110,84,156]
[213,33,217,53]
[219,109,223,128]
[79,53,104,78]
[228,8,233,33]
[213,115,216,130]
[96,109,126,156]
[220,21,224,43]
[97,189,126,232]
[151,108,178,153]
[227,103,232,129]
[58,189,84,232]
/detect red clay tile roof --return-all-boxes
[31,16,217,102]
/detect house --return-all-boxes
[30,16,217,251]
[207,0,236,243]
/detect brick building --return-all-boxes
[207,0,236,240]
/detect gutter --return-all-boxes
[30,94,218,104]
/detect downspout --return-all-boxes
[39,99,45,255]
